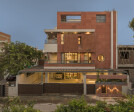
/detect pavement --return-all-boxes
[33,95,123,112]
[34,103,60,112]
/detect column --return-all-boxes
[45,72,48,83]
[83,73,87,95]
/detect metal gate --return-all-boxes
[0,85,5,96]
[87,84,96,94]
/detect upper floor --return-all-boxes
[44,11,117,69]
[118,45,134,66]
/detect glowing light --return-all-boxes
[85,32,90,34]
[107,86,119,93]
[96,86,120,93]
[96,86,101,92]
[74,32,77,34]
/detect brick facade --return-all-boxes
[45,11,117,69]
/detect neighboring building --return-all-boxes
[0,32,10,80]
[118,45,134,93]
[16,11,127,97]
[0,32,11,52]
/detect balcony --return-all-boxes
[44,39,57,53]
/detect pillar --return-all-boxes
[83,73,87,95]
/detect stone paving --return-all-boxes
[34,103,59,112]
[33,95,123,112]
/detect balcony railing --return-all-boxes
[45,39,57,44]
[44,60,94,64]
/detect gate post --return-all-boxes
[45,72,48,83]
[83,73,87,95]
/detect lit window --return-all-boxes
[98,55,105,62]
[96,15,106,23]
[84,53,92,63]
[61,34,64,44]
[78,36,81,44]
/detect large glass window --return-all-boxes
[84,53,92,63]
[49,72,82,83]
[62,53,80,63]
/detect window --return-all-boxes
[65,73,80,79]
[62,53,80,63]
[96,15,106,23]
[98,55,105,62]
[61,34,64,44]
[78,36,81,44]
[84,53,92,63]
[61,15,81,22]
[120,52,129,59]
[101,85,106,93]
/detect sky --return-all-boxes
[0,0,134,50]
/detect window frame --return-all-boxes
[96,15,106,23]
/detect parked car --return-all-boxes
[6,75,16,81]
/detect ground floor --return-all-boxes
[15,68,128,97]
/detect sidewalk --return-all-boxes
[34,103,60,112]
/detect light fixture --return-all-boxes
[85,32,90,34]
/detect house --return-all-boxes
[0,32,11,80]
[15,11,128,97]
[0,32,11,53]
[0,32,10,96]
[118,45,134,94]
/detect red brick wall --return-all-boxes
[0,32,11,42]
[56,11,117,69]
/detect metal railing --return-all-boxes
[44,60,94,64]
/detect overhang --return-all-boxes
[18,66,125,74]
[44,29,95,33]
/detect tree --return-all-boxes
[0,41,43,76]
[129,18,134,31]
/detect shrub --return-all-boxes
[1,97,40,112]
[55,96,134,112]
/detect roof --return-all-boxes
[18,66,126,74]
[118,45,134,48]
[44,29,95,33]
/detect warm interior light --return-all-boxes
[96,86,101,92]
[96,86,119,93]
[107,86,119,93]
[74,32,77,34]
[85,32,90,34]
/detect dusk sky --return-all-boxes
[0,0,134,50]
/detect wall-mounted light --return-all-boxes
[85,32,90,34]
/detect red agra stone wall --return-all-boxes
[56,11,117,69]
[96,84,124,97]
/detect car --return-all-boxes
[6,75,16,81]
